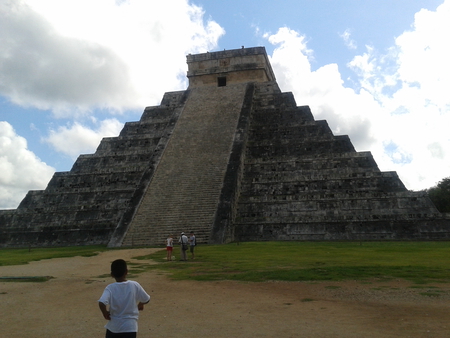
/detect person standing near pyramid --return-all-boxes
[179,232,188,261]
[189,232,196,260]
[166,235,174,261]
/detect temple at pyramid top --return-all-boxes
[0,47,449,248]
[186,47,276,88]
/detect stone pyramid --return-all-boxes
[1,47,449,247]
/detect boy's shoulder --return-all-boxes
[106,280,143,291]
[107,280,133,286]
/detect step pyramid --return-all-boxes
[0,47,448,247]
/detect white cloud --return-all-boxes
[340,29,357,50]
[0,0,225,116]
[0,121,55,208]
[0,0,137,115]
[395,1,450,108]
[348,1,450,190]
[266,0,450,192]
[44,119,124,158]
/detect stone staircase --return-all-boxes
[121,83,251,246]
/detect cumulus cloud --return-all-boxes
[0,0,225,116]
[266,1,450,191]
[0,0,137,115]
[44,119,124,158]
[348,1,450,190]
[396,3,450,108]
[0,121,55,209]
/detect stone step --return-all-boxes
[121,83,250,246]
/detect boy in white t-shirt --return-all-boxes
[98,259,150,338]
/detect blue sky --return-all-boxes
[1,0,449,209]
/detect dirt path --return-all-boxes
[1,248,450,337]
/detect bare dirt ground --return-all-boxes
[1,248,450,338]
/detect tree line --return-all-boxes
[426,177,450,213]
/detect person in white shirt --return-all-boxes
[98,259,150,338]
[179,232,188,261]
[166,235,174,261]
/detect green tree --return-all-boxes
[427,177,450,213]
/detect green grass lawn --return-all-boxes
[135,241,450,284]
[1,242,450,284]
[0,245,108,266]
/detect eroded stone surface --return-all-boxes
[1,47,448,247]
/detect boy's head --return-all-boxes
[111,259,128,279]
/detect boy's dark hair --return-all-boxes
[111,259,127,278]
